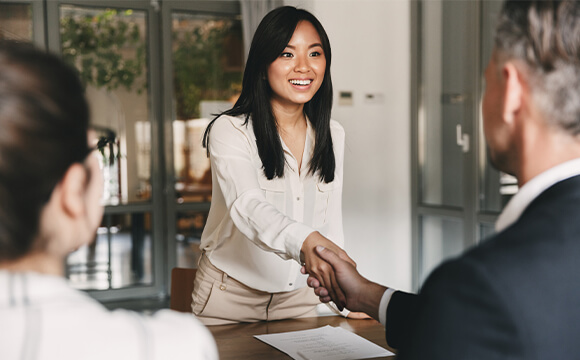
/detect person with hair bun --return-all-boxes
[196,6,362,324]
[0,41,217,360]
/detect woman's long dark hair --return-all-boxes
[203,6,335,183]
[0,41,89,261]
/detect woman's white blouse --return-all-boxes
[0,271,218,360]
[201,115,345,293]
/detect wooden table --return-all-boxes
[208,315,396,359]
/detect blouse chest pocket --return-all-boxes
[313,180,340,227]
[257,175,286,213]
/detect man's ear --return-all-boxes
[502,62,524,125]
[57,163,88,218]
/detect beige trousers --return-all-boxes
[191,254,319,326]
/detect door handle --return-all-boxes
[456,124,470,153]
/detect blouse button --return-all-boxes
[220,285,227,291]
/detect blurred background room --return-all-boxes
[0,0,514,311]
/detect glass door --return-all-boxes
[46,0,164,301]
[1,0,244,302]
[161,1,243,280]
[412,0,480,287]
[412,0,515,289]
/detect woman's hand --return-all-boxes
[300,232,356,310]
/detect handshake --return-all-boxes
[300,232,387,321]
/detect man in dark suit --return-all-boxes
[307,0,580,358]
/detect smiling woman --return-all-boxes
[267,20,326,116]
[191,6,360,325]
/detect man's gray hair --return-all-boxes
[495,0,580,135]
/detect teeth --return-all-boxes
[290,79,312,86]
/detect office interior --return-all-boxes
[0,0,511,312]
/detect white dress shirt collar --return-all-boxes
[495,158,580,232]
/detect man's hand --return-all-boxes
[300,232,356,310]
[306,245,387,320]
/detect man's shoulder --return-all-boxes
[441,184,580,302]
[468,175,580,261]
[523,174,580,221]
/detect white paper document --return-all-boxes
[254,325,395,360]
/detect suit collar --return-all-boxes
[496,158,580,232]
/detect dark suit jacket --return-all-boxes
[386,175,580,359]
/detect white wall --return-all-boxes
[286,0,412,291]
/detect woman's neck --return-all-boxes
[271,100,306,130]
[0,252,64,276]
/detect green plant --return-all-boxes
[60,9,146,93]
[59,8,243,121]
[172,19,243,119]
